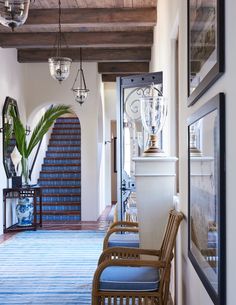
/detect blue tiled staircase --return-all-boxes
[38,117,81,221]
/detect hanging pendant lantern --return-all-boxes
[48,0,72,83]
[48,56,72,83]
[0,0,31,31]
[71,48,89,105]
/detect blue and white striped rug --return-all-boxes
[0,230,105,305]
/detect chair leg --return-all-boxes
[92,294,100,305]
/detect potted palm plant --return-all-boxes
[10,104,72,185]
[9,104,72,226]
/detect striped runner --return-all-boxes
[0,230,104,304]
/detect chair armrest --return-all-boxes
[103,227,139,250]
[99,246,161,264]
[93,258,166,292]
[109,221,139,230]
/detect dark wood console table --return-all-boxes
[3,187,42,233]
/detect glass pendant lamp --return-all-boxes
[140,83,167,156]
[0,0,31,31]
[48,0,72,83]
[71,48,89,105]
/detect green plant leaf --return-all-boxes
[9,106,27,157]
[26,105,72,157]
[10,104,72,161]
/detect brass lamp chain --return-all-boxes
[72,48,87,90]
[57,0,62,57]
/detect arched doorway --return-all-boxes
[29,108,81,223]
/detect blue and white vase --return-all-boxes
[16,197,34,226]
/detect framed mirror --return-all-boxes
[2,97,19,178]
[187,93,226,305]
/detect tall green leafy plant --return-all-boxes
[10,105,72,184]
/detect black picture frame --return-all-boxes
[2,97,19,178]
[187,0,225,106]
[187,93,226,305]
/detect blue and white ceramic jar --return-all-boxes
[16,197,34,226]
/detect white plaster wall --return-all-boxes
[22,62,102,221]
[104,82,117,206]
[151,0,236,305]
[0,48,26,234]
[150,0,179,156]
[97,78,106,216]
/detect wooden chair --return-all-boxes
[92,209,184,305]
[103,221,139,250]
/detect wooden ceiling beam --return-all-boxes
[102,74,135,82]
[98,62,149,74]
[26,8,156,27]
[18,47,151,63]
[0,31,153,48]
[102,74,128,83]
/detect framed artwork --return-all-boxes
[187,0,225,106]
[187,93,226,305]
[2,97,19,178]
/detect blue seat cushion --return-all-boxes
[108,233,140,248]
[99,266,160,291]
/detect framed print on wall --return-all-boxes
[187,0,225,106]
[188,93,226,305]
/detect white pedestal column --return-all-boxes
[133,157,177,249]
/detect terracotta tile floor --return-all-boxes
[40,205,112,231]
[0,206,112,243]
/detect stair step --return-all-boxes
[45,157,80,160]
[52,129,81,133]
[42,193,80,197]
[42,165,80,172]
[41,202,80,206]
[40,183,80,187]
[39,210,81,216]
[42,193,81,197]
[51,135,81,140]
[41,185,80,189]
[39,179,80,186]
[40,172,81,179]
[46,152,81,158]
[42,163,81,166]
[40,206,80,212]
[48,143,80,147]
[54,121,80,126]
[49,140,81,145]
[39,177,80,181]
[47,146,80,151]
[41,195,80,202]
[44,158,80,165]
[41,215,81,221]
[56,118,79,122]
[51,131,81,135]
[40,175,80,179]
[41,187,80,192]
